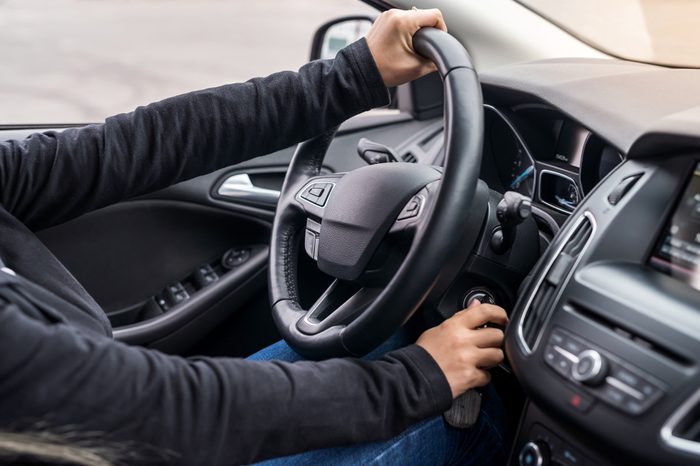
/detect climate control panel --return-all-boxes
[543,328,665,415]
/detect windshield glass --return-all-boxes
[518,0,700,68]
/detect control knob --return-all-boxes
[572,349,608,386]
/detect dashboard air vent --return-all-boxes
[520,214,594,352]
[402,152,418,163]
[662,389,700,457]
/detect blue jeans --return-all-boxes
[247,329,507,466]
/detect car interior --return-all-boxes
[3,0,700,465]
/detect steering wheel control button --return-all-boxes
[304,229,319,260]
[300,182,333,207]
[303,219,321,260]
[519,441,549,466]
[572,349,608,385]
[222,247,251,269]
[308,187,324,197]
[397,195,423,221]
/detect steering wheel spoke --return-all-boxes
[296,280,381,335]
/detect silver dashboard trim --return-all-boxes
[516,211,597,354]
[661,387,700,457]
[606,376,644,401]
[553,345,579,363]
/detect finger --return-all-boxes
[450,298,482,319]
[470,327,505,348]
[428,8,448,32]
[471,368,492,388]
[462,304,509,329]
[476,347,505,368]
[412,8,448,32]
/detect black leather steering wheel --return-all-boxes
[269,28,484,359]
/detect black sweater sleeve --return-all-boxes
[0,39,389,230]
[0,303,453,465]
[0,40,453,464]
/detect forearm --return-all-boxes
[0,307,451,465]
[226,346,452,463]
[0,39,388,230]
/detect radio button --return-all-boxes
[549,330,565,346]
[623,399,645,415]
[601,384,626,406]
[562,338,584,355]
[614,367,640,387]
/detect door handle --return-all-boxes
[216,173,280,206]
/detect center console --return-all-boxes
[506,154,700,465]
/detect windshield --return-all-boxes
[519,0,700,68]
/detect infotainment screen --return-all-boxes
[649,161,700,290]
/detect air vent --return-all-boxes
[402,152,418,163]
[662,389,700,457]
[519,213,595,352]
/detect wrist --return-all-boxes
[343,38,391,108]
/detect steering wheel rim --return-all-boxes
[269,28,485,359]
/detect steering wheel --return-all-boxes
[269,28,485,359]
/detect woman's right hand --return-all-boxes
[416,301,508,398]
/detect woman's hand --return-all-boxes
[417,301,508,398]
[365,8,447,87]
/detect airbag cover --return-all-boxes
[317,162,441,280]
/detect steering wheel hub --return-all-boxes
[317,162,441,281]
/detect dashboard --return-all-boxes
[474,59,700,466]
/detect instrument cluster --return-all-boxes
[482,105,623,217]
